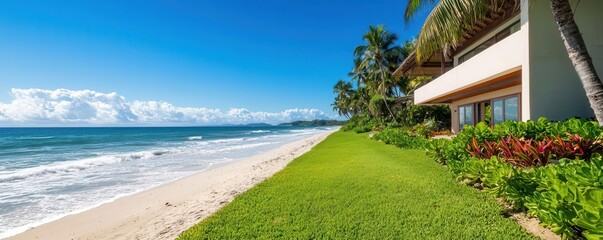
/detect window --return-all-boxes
[492,95,519,124]
[459,104,474,130]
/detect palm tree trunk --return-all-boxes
[380,73,398,123]
[550,0,603,125]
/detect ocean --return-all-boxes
[0,126,334,238]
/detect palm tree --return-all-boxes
[354,25,404,121]
[550,0,603,124]
[404,0,603,124]
[350,87,371,117]
[332,80,353,118]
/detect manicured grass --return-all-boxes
[178,132,537,239]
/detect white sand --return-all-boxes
[9,130,336,240]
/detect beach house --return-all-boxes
[394,1,603,133]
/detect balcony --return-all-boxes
[414,28,525,104]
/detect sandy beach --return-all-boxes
[9,129,336,240]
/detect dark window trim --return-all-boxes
[458,103,475,130]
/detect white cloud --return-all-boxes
[0,88,331,125]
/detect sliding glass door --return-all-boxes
[458,94,520,130]
[458,104,474,130]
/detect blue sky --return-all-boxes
[0,0,431,125]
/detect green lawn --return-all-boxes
[179,131,537,239]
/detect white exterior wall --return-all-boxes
[520,0,531,120]
[414,29,525,104]
[412,0,603,131]
[527,0,603,121]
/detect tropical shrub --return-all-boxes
[459,117,601,143]
[430,129,452,136]
[465,134,603,168]
[448,157,486,185]
[467,137,500,159]
[498,136,554,168]
[395,103,451,130]
[412,118,439,137]
[481,161,538,211]
[552,133,603,160]
[551,118,603,141]
[372,128,428,149]
[494,117,552,140]
[525,156,603,239]
[424,118,603,239]
[341,116,379,133]
[425,138,451,164]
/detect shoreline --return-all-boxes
[8,129,337,240]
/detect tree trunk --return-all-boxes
[550,0,603,125]
[380,73,398,123]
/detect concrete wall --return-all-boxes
[414,29,524,104]
[527,0,603,121]
[450,85,522,133]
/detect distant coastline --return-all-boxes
[277,119,347,127]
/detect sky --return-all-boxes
[0,0,431,126]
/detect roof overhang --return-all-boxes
[421,69,521,104]
[394,4,520,78]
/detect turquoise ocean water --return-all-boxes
[0,126,333,238]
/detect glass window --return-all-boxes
[495,28,510,41]
[459,107,465,126]
[459,105,474,130]
[459,51,474,64]
[505,96,519,121]
[465,106,473,126]
[510,21,521,34]
[474,37,495,54]
[492,95,520,125]
[493,100,504,124]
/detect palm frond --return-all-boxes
[404,0,437,22]
[415,0,490,62]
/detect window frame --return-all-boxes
[458,103,475,130]
[491,94,521,124]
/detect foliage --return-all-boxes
[412,118,439,137]
[332,26,450,130]
[430,129,452,136]
[371,127,428,149]
[425,118,603,239]
[404,0,513,62]
[341,116,379,133]
[467,137,500,159]
[179,132,537,239]
[498,137,554,168]
[368,95,390,118]
[465,133,603,168]
[552,133,603,160]
[395,103,451,129]
[455,117,601,143]
[494,117,553,140]
[425,138,451,164]
[525,156,603,239]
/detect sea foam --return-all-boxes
[187,136,203,140]
[0,151,164,183]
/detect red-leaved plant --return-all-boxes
[498,136,554,167]
[467,137,500,159]
[552,133,603,160]
[466,134,603,168]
